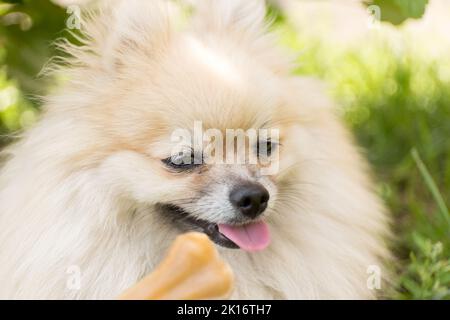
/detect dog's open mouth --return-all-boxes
[157,204,270,251]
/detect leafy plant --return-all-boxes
[365,0,429,25]
[397,237,450,299]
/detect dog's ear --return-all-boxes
[88,0,174,72]
[192,0,267,38]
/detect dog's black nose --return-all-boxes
[229,183,270,218]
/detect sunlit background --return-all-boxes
[0,0,449,299]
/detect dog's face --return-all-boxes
[110,36,290,251]
[76,0,306,251]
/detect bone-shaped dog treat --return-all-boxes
[118,232,234,300]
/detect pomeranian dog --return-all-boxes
[0,0,390,299]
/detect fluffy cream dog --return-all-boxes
[0,0,390,299]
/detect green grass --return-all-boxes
[411,149,450,228]
[399,149,450,299]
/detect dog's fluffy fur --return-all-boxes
[0,0,390,299]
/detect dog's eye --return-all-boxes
[162,152,202,171]
[257,139,278,158]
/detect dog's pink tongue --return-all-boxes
[218,221,270,251]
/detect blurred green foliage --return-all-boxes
[0,0,448,299]
[0,0,66,142]
[365,0,429,25]
[0,0,66,94]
